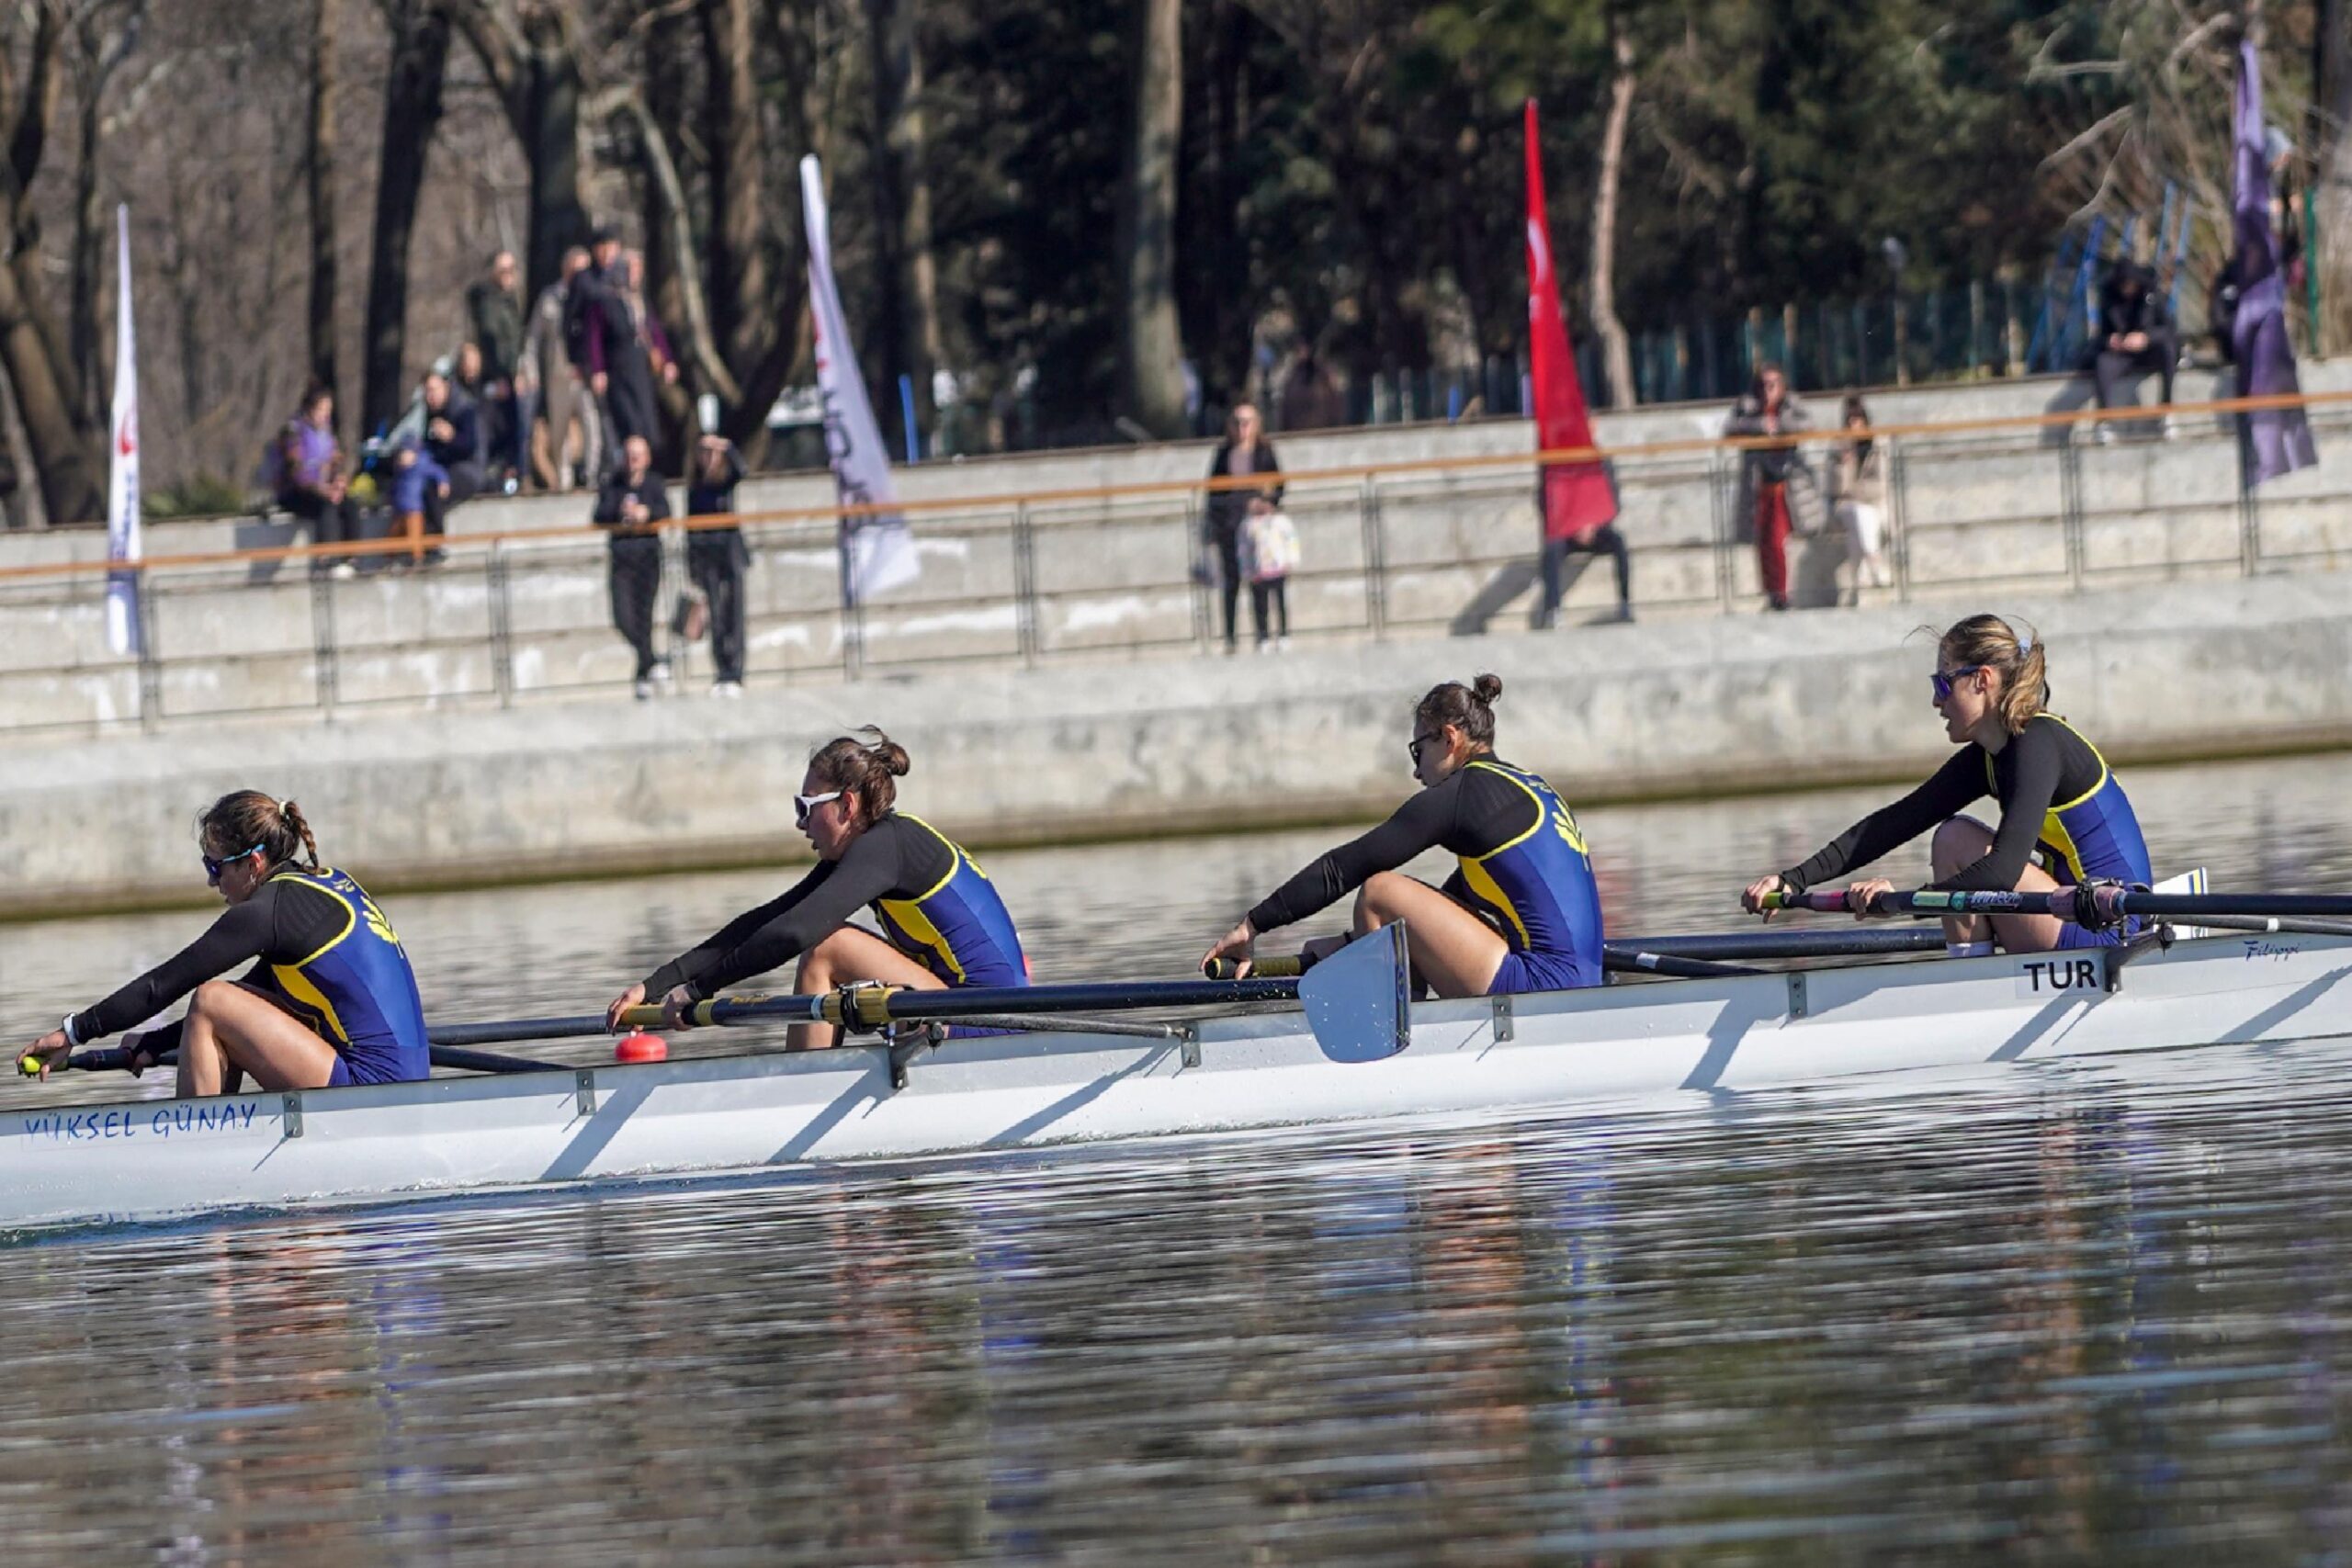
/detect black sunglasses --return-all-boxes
[1408,731,1442,766]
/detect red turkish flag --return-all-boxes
[1525,100,1616,543]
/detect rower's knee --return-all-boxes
[187,979,240,1021]
[1355,872,1408,927]
[1930,816,1991,879]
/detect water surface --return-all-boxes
[1,752,2349,1561]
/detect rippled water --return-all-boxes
[3,751,2352,1560]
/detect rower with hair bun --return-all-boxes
[609,728,1031,1050]
[16,791,430,1097]
[1743,614,2155,953]
[1204,673,1607,997]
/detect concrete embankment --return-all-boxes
[3,574,2346,919]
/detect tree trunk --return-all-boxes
[865,0,944,451]
[306,0,339,402]
[1115,0,1190,438]
[359,2,448,438]
[69,32,104,426]
[1589,18,1638,408]
[0,255,100,523]
[703,0,797,452]
[2316,0,2352,354]
[517,14,589,301]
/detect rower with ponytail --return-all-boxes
[17,790,430,1097]
[1204,672,1606,998]
[611,727,1032,1050]
[1743,615,2155,954]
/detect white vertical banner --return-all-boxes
[799,155,919,604]
[105,203,141,656]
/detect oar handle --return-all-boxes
[20,1046,145,1077]
[1202,954,1308,980]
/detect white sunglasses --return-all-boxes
[794,790,843,826]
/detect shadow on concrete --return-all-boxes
[1450,555,1550,636]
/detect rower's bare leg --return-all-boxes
[790,926,944,1051]
[1930,816,2070,953]
[175,980,343,1100]
[1351,872,1510,998]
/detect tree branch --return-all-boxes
[594,83,745,404]
[435,0,526,118]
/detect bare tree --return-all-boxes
[1589,13,1637,409]
[865,0,943,447]
[0,1,104,523]
[2316,0,2352,351]
[68,0,141,426]
[438,0,593,298]
[1114,0,1188,437]
[307,0,340,401]
[360,0,451,435]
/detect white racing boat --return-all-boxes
[6,918,2352,1232]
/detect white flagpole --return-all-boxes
[799,155,920,604]
[105,203,141,658]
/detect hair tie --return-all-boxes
[2017,632,2033,656]
[280,799,296,818]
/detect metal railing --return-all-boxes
[2,389,2347,739]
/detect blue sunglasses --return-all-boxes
[202,842,266,881]
[1930,665,1984,704]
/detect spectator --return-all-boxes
[685,433,751,697]
[523,244,595,490]
[1726,363,1812,612]
[1832,395,1892,603]
[1534,464,1633,628]
[624,250,682,395]
[1279,349,1347,432]
[574,232,663,462]
[1238,495,1299,652]
[419,370,485,538]
[1204,402,1283,652]
[594,434,672,699]
[385,434,449,566]
[2087,261,2179,435]
[465,250,526,488]
[274,385,359,579]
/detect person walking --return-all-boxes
[594,434,672,699]
[685,433,751,697]
[1534,462,1633,627]
[1727,364,1811,612]
[1832,395,1893,602]
[1204,403,1283,652]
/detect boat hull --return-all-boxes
[7,933,2351,1231]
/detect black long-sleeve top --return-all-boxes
[640,815,956,1001]
[1248,760,1539,932]
[1780,716,2103,895]
[594,469,671,529]
[67,876,350,1051]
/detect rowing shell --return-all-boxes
[6,929,2351,1232]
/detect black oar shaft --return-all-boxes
[430,1014,610,1048]
[1606,950,1766,980]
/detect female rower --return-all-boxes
[1741,615,2154,953]
[16,792,431,1097]
[607,729,1030,1049]
[1203,674,1604,996]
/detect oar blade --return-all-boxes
[1298,923,1411,1063]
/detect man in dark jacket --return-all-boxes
[2088,261,2180,427]
[421,370,486,521]
[685,434,751,695]
[595,434,672,697]
[465,251,526,483]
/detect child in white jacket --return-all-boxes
[1239,498,1300,651]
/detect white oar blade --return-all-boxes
[1299,922,1411,1062]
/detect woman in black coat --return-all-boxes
[1204,403,1283,651]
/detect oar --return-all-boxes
[616,975,1302,1033]
[1206,947,1767,981]
[24,1043,564,1078]
[1765,886,2352,924]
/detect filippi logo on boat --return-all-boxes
[2018,957,2102,996]
[2243,940,2302,963]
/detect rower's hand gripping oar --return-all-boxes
[1763,881,2352,928]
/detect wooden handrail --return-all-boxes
[0,385,2343,588]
